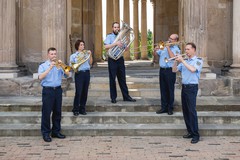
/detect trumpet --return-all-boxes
[164,54,187,63]
[54,59,72,72]
[158,41,185,50]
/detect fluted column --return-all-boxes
[133,0,140,59]
[42,0,67,62]
[0,0,18,78]
[180,0,210,72]
[94,0,103,62]
[114,0,120,23]
[151,0,158,64]
[229,0,240,76]
[123,0,131,60]
[141,0,148,60]
[106,0,114,34]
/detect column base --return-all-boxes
[227,67,240,77]
[0,73,18,79]
[0,66,19,78]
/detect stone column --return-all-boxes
[123,0,131,60]
[114,0,120,23]
[94,0,103,62]
[141,0,148,60]
[229,0,240,76]
[0,0,18,78]
[180,0,210,73]
[106,0,114,34]
[151,0,158,64]
[133,0,140,59]
[42,0,67,62]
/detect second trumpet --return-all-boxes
[164,54,187,63]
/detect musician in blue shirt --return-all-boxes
[175,42,203,144]
[38,47,69,142]
[104,22,136,103]
[154,34,180,115]
[70,40,93,116]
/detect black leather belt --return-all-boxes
[76,70,90,73]
[160,67,172,70]
[43,86,61,90]
[182,84,198,88]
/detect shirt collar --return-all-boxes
[188,56,197,61]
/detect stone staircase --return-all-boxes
[0,60,240,136]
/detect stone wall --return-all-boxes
[0,77,72,96]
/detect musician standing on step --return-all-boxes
[175,42,203,144]
[38,47,69,142]
[104,22,136,103]
[70,40,93,116]
[154,34,180,115]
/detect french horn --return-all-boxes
[71,50,90,72]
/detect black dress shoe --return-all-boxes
[123,97,136,102]
[183,133,193,139]
[156,109,167,114]
[111,99,117,103]
[168,110,173,115]
[43,136,52,142]
[191,138,199,144]
[79,111,87,115]
[51,133,66,139]
[73,112,79,116]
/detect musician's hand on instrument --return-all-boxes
[58,60,62,64]
[175,55,184,62]
[116,41,123,48]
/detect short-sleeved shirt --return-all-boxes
[38,60,64,87]
[156,45,181,68]
[177,56,203,84]
[104,33,117,45]
[69,51,91,71]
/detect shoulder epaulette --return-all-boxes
[107,33,112,35]
[197,57,202,60]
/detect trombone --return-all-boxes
[164,53,187,63]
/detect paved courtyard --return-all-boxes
[0,136,239,160]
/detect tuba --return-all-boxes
[108,21,135,60]
[71,50,90,72]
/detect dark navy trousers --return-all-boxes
[159,68,176,111]
[41,86,62,136]
[181,84,200,139]
[72,70,90,113]
[108,57,130,100]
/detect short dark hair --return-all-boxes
[112,22,119,27]
[75,40,85,51]
[186,42,196,51]
[47,47,56,53]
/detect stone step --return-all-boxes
[66,89,182,97]
[1,96,240,112]
[1,112,240,125]
[0,123,240,136]
[74,82,160,90]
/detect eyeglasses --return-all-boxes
[169,37,176,41]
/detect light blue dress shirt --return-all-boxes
[104,33,117,45]
[156,45,181,68]
[38,60,64,87]
[177,56,203,84]
[69,51,91,71]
